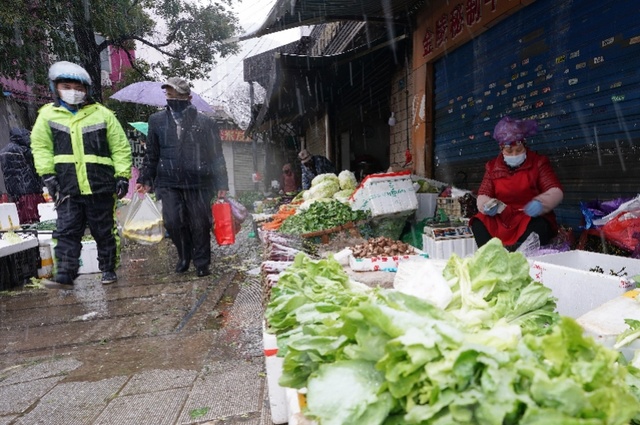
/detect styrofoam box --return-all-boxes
[576,289,640,360]
[0,203,20,230]
[349,252,428,272]
[416,193,439,220]
[0,236,38,257]
[350,171,418,218]
[529,250,639,318]
[38,202,57,221]
[424,224,473,240]
[263,323,288,424]
[78,240,99,274]
[422,235,477,260]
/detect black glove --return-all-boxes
[43,175,59,202]
[115,177,129,199]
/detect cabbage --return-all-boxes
[338,170,357,190]
[299,198,333,211]
[332,189,354,204]
[306,180,340,200]
[311,173,339,187]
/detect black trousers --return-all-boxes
[157,187,213,269]
[471,216,555,250]
[53,194,118,278]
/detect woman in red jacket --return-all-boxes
[470,116,563,250]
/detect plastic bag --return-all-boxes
[602,211,640,252]
[123,194,164,244]
[227,197,248,223]
[212,200,235,245]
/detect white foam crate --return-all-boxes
[350,171,418,218]
[422,235,477,260]
[263,323,287,424]
[0,203,20,230]
[349,251,428,272]
[0,236,38,257]
[576,289,640,360]
[416,193,438,220]
[78,240,99,274]
[37,202,57,222]
[529,250,639,318]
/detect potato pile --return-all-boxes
[351,237,415,258]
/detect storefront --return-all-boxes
[412,0,640,226]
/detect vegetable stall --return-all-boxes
[252,169,640,424]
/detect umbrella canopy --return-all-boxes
[110,81,213,113]
[128,122,149,135]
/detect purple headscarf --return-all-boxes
[493,116,538,145]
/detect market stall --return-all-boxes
[253,170,640,424]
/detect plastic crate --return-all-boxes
[436,197,463,219]
[0,246,40,290]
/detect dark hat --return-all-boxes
[161,77,191,95]
[298,149,312,164]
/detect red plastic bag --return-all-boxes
[212,200,235,245]
[602,211,640,252]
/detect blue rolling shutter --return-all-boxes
[433,0,640,227]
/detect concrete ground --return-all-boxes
[0,225,273,425]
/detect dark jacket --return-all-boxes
[140,105,229,191]
[0,128,43,196]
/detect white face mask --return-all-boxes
[58,89,86,105]
[504,152,526,167]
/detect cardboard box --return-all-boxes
[350,171,418,218]
[422,235,477,260]
[78,240,99,274]
[529,250,639,318]
[349,251,428,272]
[0,203,20,230]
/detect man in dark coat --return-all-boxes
[0,127,45,224]
[137,77,229,277]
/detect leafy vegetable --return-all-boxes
[265,243,640,425]
[338,170,357,191]
[615,318,640,349]
[311,173,339,187]
[278,200,368,235]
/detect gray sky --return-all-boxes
[136,0,300,105]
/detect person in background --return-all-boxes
[280,163,298,194]
[31,61,132,289]
[469,116,563,250]
[0,127,45,224]
[137,77,228,277]
[298,149,335,190]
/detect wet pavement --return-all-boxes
[0,225,272,425]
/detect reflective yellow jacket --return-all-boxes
[31,102,132,196]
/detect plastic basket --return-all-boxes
[437,197,463,219]
[0,246,39,290]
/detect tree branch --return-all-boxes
[132,36,184,59]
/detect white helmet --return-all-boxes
[48,61,92,86]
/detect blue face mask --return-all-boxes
[504,152,526,167]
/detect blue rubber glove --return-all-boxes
[524,200,544,217]
[483,202,499,216]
